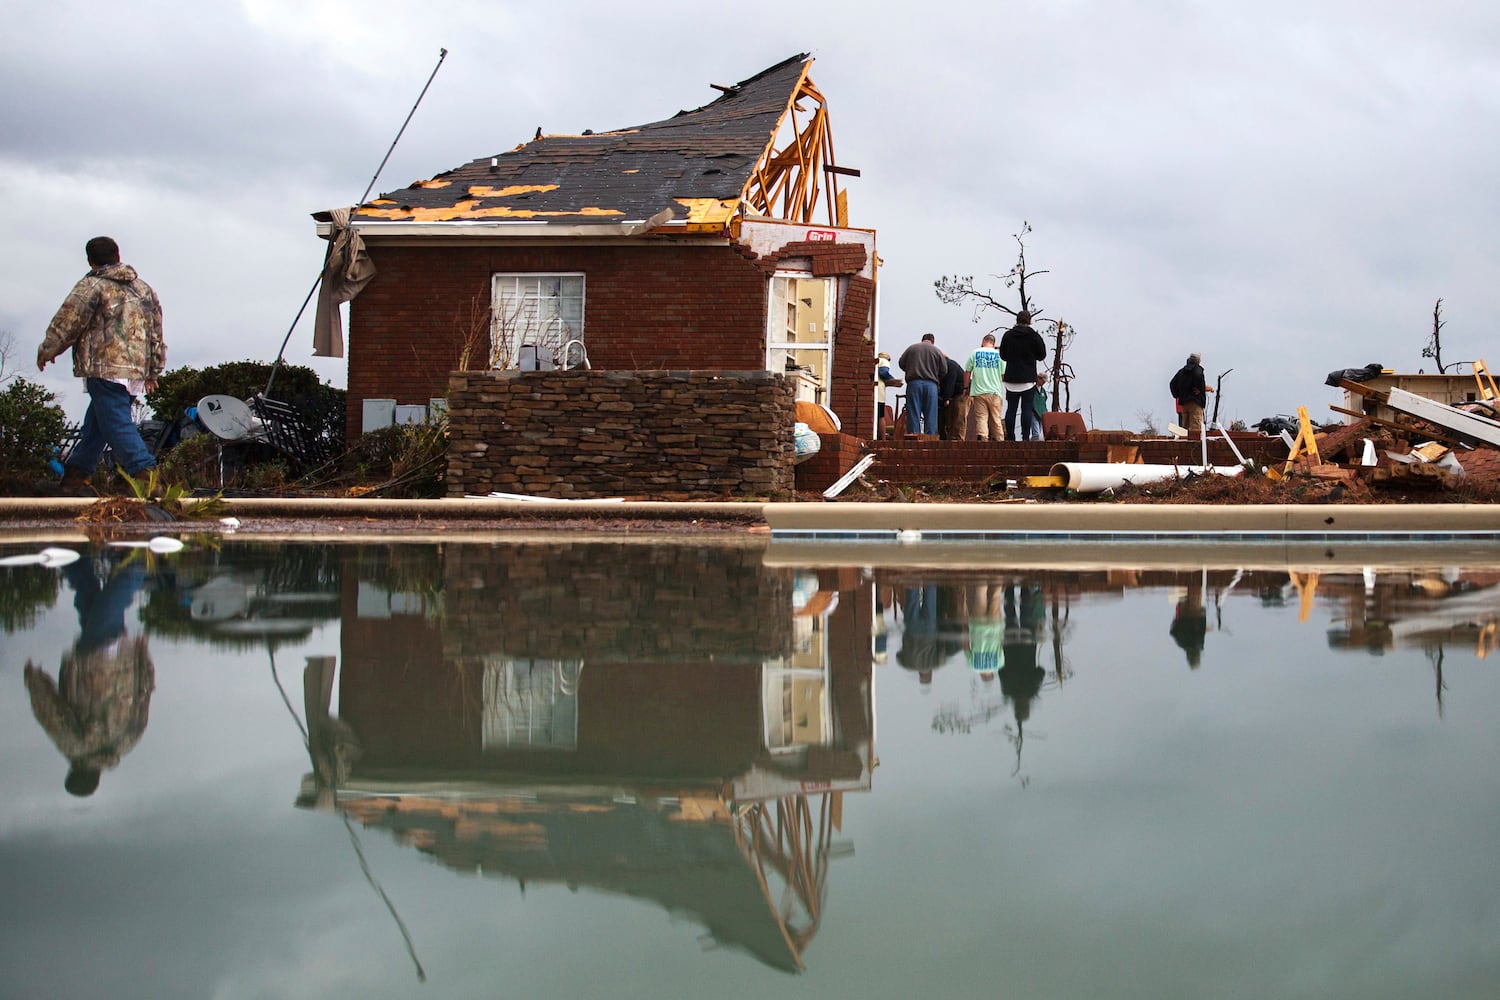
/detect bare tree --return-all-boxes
[1422,298,1446,372]
[1210,367,1233,426]
[487,296,531,370]
[0,330,17,384]
[936,222,1079,413]
[1045,319,1077,411]
[451,293,491,373]
[934,221,1048,327]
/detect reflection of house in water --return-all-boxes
[313,544,874,972]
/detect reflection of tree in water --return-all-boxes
[1425,643,1449,719]
[0,562,61,632]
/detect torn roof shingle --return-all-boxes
[348,54,812,229]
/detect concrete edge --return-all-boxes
[4,498,1500,540]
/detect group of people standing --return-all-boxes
[892,311,1049,442]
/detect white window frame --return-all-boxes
[766,272,835,404]
[490,272,586,370]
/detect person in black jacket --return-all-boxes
[998,312,1047,442]
[1169,352,1212,431]
[939,354,969,440]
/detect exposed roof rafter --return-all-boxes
[321,55,858,235]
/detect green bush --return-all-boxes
[0,378,67,479]
[146,360,347,473]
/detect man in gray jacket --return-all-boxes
[898,333,946,436]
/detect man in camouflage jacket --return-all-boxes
[37,236,166,491]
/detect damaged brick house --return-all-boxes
[314,54,877,494]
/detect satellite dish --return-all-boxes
[190,574,252,621]
[197,395,259,441]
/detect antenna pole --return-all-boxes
[265,47,448,399]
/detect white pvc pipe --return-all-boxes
[1047,462,1246,493]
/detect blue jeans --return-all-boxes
[67,378,155,477]
[1005,389,1042,442]
[64,557,146,654]
[905,379,939,435]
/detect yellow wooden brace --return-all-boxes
[1473,359,1498,402]
[1288,570,1319,623]
[1282,406,1322,473]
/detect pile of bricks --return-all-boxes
[446,369,796,499]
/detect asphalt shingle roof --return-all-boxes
[351,54,811,228]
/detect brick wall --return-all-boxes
[347,237,878,442]
[795,432,868,493]
[348,242,770,439]
[446,369,796,499]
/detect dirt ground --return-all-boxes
[812,467,1500,506]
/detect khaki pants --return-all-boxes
[1182,402,1205,431]
[970,393,1005,441]
[942,397,971,441]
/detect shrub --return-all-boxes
[147,360,347,480]
[334,421,448,498]
[0,378,67,479]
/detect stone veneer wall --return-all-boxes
[446,369,796,499]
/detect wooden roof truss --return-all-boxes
[742,70,847,226]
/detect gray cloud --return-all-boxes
[3,1,1498,428]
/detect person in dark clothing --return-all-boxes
[1169,583,1208,668]
[897,584,945,686]
[999,582,1046,771]
[898,333,947,436]
[939,354,969,440]
[1169,352,1212,431]
[998,312,1047,442]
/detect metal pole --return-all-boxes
[264,48,448,399]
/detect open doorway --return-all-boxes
[766,273,835,405]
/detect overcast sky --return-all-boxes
[3,0,1497,429]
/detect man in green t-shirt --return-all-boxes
[964,333,1006,441]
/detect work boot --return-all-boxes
[57,467,94,497]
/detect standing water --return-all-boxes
[1,536,1497,999]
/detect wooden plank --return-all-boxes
[823,453,875,499]
[1328,405,1471,448]
[1385,386,1500,448]
[1338,378,1387,400]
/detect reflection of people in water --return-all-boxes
[965,582,1005,681]
[897,585,943,686]
[1000,583,1045,724]
[1169,582,1208,668]
[23,555,154,797]
[897,583,968,686]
